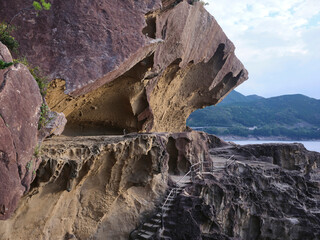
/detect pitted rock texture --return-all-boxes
[0,131,212,239]
[0,42,42,220]
[166,161,320,240]
[210,142,320,173]
[161,146,320,240]
[0,0,247,133]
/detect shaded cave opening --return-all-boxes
[53,53,155,137]
[142,14,156,39]
[166,137,191,175]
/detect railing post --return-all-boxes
[161,207,164,231]
[201,161,203,173]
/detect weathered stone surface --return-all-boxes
[0,0,248,133]
[166,157,320,240]
[131,140,320,240]
[1,131,319,239]
[0,131,213,239]
[210,142,320,172]
[0,42,12,62]
[0,42,42,220]
[0,0,162,95]
[38,111,67,139]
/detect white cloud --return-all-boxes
[205,0,320,63]
[204,0,320,98]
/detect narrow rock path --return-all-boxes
[129,175,192,240]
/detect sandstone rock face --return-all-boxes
[166,157,320,239]
[0,131,212,239]
[0,0,248,133]
[210,142,320,173]
[0,42,67,220]
[1,133,319,239]
[0,42,42,220]
[133,141,320,240]
[0,0,162,95]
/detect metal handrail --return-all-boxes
[160,156,238,233]
[161,169,192,230]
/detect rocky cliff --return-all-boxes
[0,131,212,239]
[0,0,248,222]
[1,1,319,240]
[0,0,247,134]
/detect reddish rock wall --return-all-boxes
[0,0,248,133]
[0,42,42,220]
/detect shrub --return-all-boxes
[0,23,19,53]
[34,144,41,157]
[38,103,50,129]
[33,0,52,11]
[0,59,13,69]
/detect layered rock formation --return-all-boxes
[164,154,320,239]
[0,0,248,221]
[1,132,319,240]
[0,131,212,240]
[2,1,317,240]
[0,0,248,133]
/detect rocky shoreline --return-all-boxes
[217,135,320,142]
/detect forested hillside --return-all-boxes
[187,91,320,139]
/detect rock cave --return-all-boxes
[0,0,319,240]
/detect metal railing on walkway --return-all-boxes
[160,155,235,233]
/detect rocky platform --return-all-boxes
[0,131,211,239]
[164,156,320,240]
[0,132,319,240]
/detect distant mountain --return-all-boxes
[187,91,320,140]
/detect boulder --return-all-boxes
[0,42,42,219]
[0,0,248,133]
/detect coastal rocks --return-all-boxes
[210,142,320,173]
[0,42,42,220]
[0,0,248,133]
[162,149,320,240]
[0,131,211,239]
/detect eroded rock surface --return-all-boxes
[0,131,212,239]
[0,42,42,220]
[166,157,320,240]
[148,141,320,240]
[0,0,248,133]
[0,0,162,95]
[0,42,67,220]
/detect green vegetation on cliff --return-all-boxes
[187,91,320,140]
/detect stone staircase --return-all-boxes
[129,156,234,240]
[130,176,192,240]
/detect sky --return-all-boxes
[205,0,320,99]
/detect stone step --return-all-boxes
[162,206,172,211]
[136,229,155,239]
[141,222,161,231]
[164,202,174,207]
[150,217,161,224]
